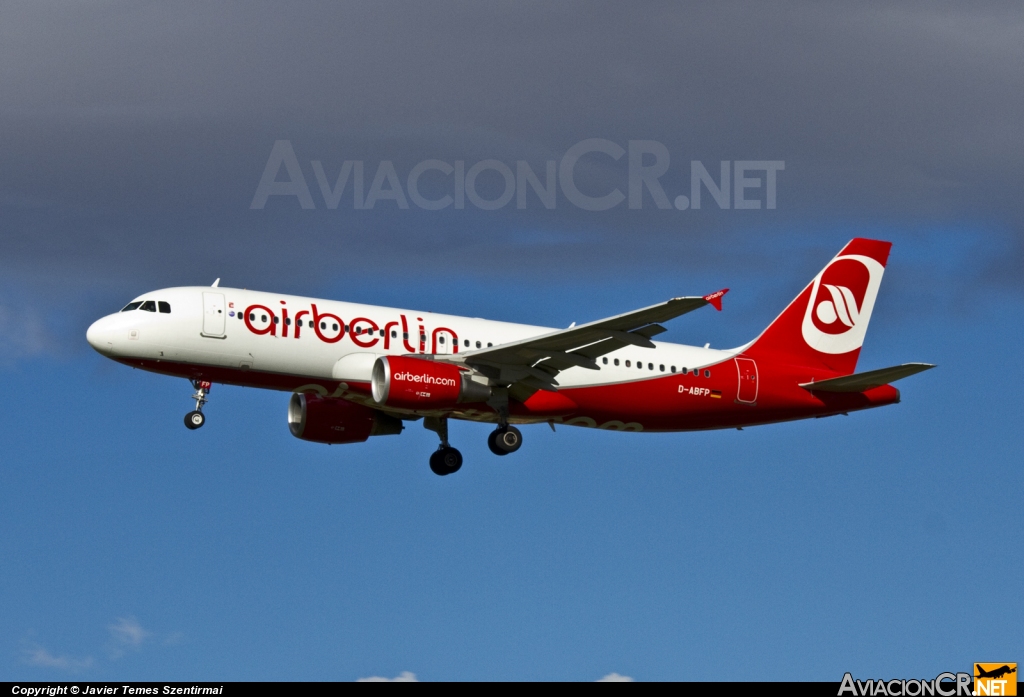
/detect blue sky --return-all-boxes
[1,2,1022,682]
[2,230,1020,681]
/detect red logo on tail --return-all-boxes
[801,254,885,356]
[810,259,870,335]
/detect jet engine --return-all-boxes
[371,356,491,409]
[288,393,403,444]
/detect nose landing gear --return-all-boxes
[184,379,211,430]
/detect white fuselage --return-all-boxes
[86,286,735,392]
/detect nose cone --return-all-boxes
[86,316,114,354]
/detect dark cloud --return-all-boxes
[0,1,1021,335]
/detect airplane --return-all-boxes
[86,238,933,476]
[976,665,1016,680]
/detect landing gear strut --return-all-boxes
[485,388,522,455]
[424,416,462,476]
[184,379,211,430]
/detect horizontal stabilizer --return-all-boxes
[800,363,935,393]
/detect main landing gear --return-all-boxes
[487,425,522,456]
[422,404,525,477]
[424,417,463,476]
[184,379,211,430]
[486,387,522,456]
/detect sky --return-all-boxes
[1,0,1021,682]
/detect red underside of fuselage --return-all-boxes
[116,356,899,432]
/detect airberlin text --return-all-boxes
[838,672,972,697]
[251,139,784,212]
[393,372,456,387]
[241,302,459,355]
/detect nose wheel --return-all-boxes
[488,425,522,455]
[184,379,211,430]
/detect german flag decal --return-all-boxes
[710,390,722,399]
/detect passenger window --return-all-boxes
[602,357,608,364]
[704,369,711,378]
[464,339,469,347]
[332,323,339,331]
[439,336,445,344]
[659,364,665,372]
[625,360,631,367]
[261,314,268,322]
[308,321,314,328]
[392,330,397,338]
[320,322,326,330]
[158,301,171,314]
[487,342,492,347]
[273,316,279,324]
[614,358,619,366]
[140,301,156,312]
[648,363,653,370]
[285,318,291,326]
[120,302,143,312]
[476,341,481,348]
[670,366,676,373]
[681,367,688,375]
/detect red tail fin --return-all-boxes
[743,238,892,375]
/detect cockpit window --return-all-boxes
[121,302,143,312]
[140,301,157,312]
[158,301,171,314]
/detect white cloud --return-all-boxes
[109,617,149,647]
[107,617,151,658]
[23,645,93,672]
[596,673,634,682]
[357,671,419,682]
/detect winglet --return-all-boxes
[703,288,729,311]
[211,278,220,287]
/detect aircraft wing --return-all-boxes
[450,289,728,393]
[799,363,935,393]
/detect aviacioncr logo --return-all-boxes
[801,254,885,355]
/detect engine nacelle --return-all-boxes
[288,393,403,444]
[371,356,491,410]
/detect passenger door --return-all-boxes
[202,292,226,337]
